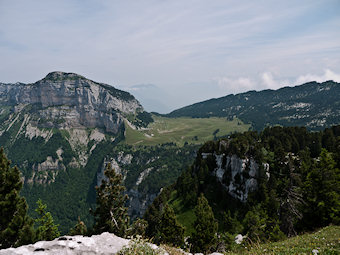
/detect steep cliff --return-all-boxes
[203,152,261,202]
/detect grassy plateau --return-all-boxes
[124,115,250,146]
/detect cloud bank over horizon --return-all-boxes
[0,0,339,112]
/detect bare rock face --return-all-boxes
[202,152,265,202]
[0,71,145,133]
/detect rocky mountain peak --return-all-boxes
[0,72,152,133]
[42,71,86,82]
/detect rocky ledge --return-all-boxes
[0,233,129,255]
[0,232,225,255]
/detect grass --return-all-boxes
[124,115,250,146]
[168,191,196,236]
[118,225,339,255]
[226,225,340,255]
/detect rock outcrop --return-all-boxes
[202,152,260,202]
[0,232,224,255]
[0,233,129,255]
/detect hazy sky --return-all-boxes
[1,0,339,113]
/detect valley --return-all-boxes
[124,115,250,146]
[0,72,339,253]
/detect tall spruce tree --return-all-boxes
[69,217,87,236]
[157,204,184,247]
[92,163,129,237]
[0,148,35,248]
[190,193,218,253]
[34,199,60,241]
[303,149,340,227]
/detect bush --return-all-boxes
[118,236,164,255]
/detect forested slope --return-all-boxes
[145,125,340,252]
[167,81,340,130]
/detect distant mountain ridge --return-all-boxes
[167,80,340,130]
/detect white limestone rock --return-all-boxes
[0,232,129,255]
[210,153,259,202]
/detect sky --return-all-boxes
[0,0,339,113]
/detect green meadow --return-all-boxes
[124,115,250,146]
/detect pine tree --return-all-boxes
[69,216,87,236]
[190,193,218,253]
[157,204,184,247]
[303,149,340,227]
[279,155,304,237]
[127,218,148,238]
[92,163,129,237]
[0,148,35,248]
[242,204,268,241]
[34,199,60,241]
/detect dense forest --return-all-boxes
[144,125,340,253]
[1,125,339,253]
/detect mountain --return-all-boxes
[0,72,166,232]
[0,71,153,182]
[0,71,150,132]
[167,80,340,130]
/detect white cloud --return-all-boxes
[0,0,339,111]
[261,72,277,88]
[216,76,255,94]
[295,69,340,84]
[261,72,291,89]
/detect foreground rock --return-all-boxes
[0,232,129,255]
[0,232,224,255]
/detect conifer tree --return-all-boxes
[34,199,60,241]
[0,148,35,248]
[92,163,129,237]
[69,216,87,236]
[127,218,148,238]
[191,193,218,253]
[279,155,304,237]
[157,204,184,247]
[303,149,340,227]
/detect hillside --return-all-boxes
[144,125,340,252]
[225,225,340,255]
[167,80,340,130]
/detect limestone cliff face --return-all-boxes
[0,71,144,133]
[203,152,260,202]
[0,72,151,185]
[199,141,269,203]
[97,154,159,220]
